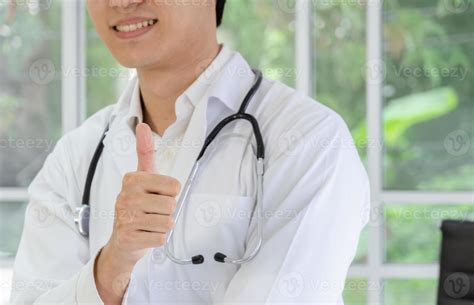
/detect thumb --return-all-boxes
[136,123,155,172]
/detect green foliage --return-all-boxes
[353,87,458,147]
[384,279,438,305]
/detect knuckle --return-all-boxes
[168,178,181,195]
[164,216,174,231]
[118,192,133,208]
[157,234,166,246]
[123,172,141,187]
[123,172,133,184]
[164,198,177,214]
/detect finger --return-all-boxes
[136,123,155,173]
[134,214,174,233]
[131,193,177,215]
[129,231,167,249]
[127,172,181,197]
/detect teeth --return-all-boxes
[115,19,156,33]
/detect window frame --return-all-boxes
[0,1,473,304]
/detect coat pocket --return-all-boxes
[174,193,256,262]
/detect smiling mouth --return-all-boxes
[112,19,158,33]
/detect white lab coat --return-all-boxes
[10,46,370,305]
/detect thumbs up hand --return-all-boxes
[95,123,181,302]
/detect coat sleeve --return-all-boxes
[219,109,371,304]
[9,134,105,305]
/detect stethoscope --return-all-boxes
[74,69,265,265]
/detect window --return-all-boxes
[1,1,473,304]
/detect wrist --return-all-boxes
[101,242,137,271]
[94,244,135,302]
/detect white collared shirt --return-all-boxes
[126,44,234,177]
[11,44,370,305]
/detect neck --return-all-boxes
[137,41,221,136]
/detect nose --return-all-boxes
[109,0,144,11]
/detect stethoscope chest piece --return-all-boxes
[74,204,91,237]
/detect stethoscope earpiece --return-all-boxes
[214,252,227,263]
[192,255,205,265]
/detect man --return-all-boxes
[10,1,370,304]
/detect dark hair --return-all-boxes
[216,0,226,27]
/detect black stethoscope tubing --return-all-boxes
[77,69,264,241]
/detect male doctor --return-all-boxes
[10,0,370,304]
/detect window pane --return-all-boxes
[219,0,296,87]
[0,202,27,258]
[385,204,474,263]
[384,279,437,305]
[0,1,62,187]
[343,278,367,305]
[86,14,130,117]
[313,1,367,158]
[383,0,474,191]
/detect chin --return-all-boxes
[113,50,160,69]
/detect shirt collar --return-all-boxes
[114,44,257,131]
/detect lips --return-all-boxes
[113,19,158,33]
[111,18,159,39]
